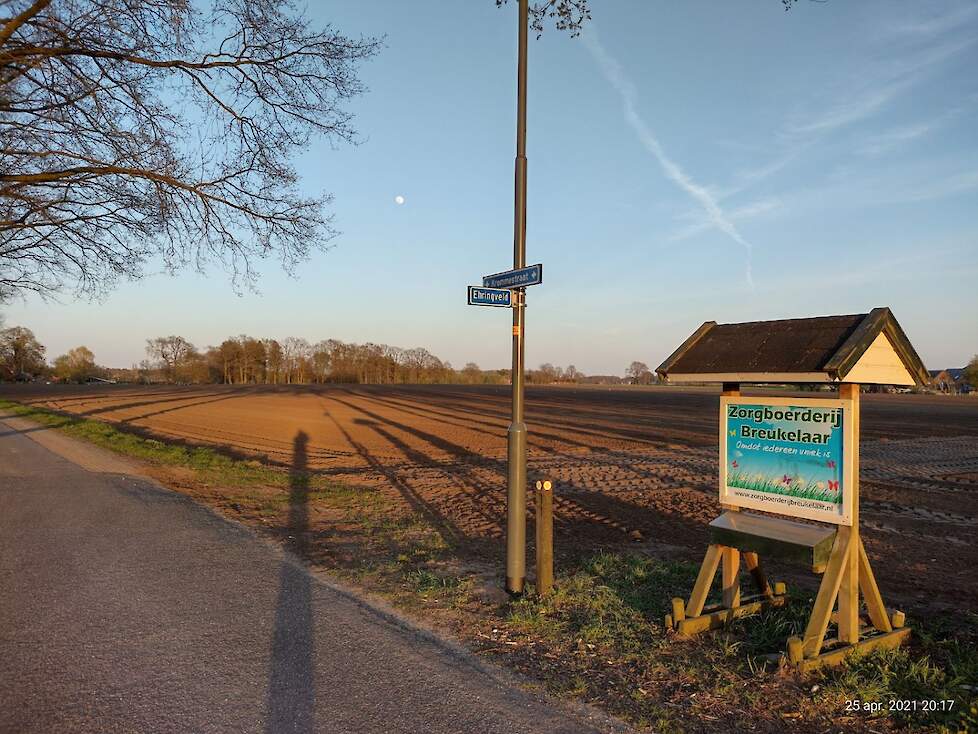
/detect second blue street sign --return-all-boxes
[482,263,543,289]
[468,286,512,307]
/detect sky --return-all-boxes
[6,0,978,373]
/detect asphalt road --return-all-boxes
[0,416,622,734]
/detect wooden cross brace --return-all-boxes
[669,532,909,668]
[668,543,786,636]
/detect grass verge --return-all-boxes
[2,399,975,732]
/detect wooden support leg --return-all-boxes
[837,382,862,647]
[687,544,722,618]
[803,527,852,658]
[722,547,741,609]
[838,530,860,644]
[743,551,772,599]
[858,538,892,633]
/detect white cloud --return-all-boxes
[763,159,978,217]
[882,4,978,39]
[718,24,977,221]
[890,169,978,203]
[857,120,942,156]
[785,36,975,139]
[786,77,916,137]
[670,198,782,242]
[582,28,755,288]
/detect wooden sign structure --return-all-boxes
[656,308,929,670]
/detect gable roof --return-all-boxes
[657,307,929,386]
[929,368,963,380]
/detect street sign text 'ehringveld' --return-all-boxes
[467,286,512,307]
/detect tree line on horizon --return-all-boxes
[0,324,659,387]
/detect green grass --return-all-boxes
[1,399,284,486]
[508,553,701,656]
[728,470,842,504]
[508,551,978,732]
[404,568,468,594]
[0,399,388,514]
[814,613,978,731]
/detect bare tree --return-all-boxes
[280,336,310,384]
[263,338,283,384]
[535,362,557,384]
[145,334,196,382]
[52,344,97,382]
[626,360,654,385]
[462,361,481,384]
[0,0,381,300]
[496,0,811,40]
[495,1,591,38]
[964,355,978,392]
[0,323,45,379]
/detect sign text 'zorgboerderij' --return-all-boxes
[719,397,853,525]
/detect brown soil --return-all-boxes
[6,383,978,614]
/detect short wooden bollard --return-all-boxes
[535,480,554,596]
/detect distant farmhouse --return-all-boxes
[928,368,971,394]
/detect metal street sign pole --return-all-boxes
[506,0,529,595]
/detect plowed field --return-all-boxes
[5,383,978,612]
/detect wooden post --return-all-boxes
[787,636,804,664]
[719,383,742,609]
[837,384,860,644]
[858,538,891,632]
[535,480,554,596]
[803,527,852,657]
[743,551,773,598]
[687,544,722,618]
[720,383,740,514]
[722,547,741,609]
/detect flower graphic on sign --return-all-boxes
[826,460,836,469]
[828,480,839,491]
[782,474,792,485]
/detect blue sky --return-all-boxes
[7,1,978,372]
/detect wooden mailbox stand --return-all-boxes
[657,309,929,670]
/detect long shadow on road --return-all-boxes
[266,430,316,733]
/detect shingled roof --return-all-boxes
[656,307,929,386]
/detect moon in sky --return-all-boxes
[394,195,405,205]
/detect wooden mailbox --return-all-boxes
[656,308,929,670]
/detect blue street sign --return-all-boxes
[468,286,512,307]
[482,263,543,289]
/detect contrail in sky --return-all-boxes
[582,29,755,289]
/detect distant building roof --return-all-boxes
[928,368,965,381]
[657,307,929,386]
